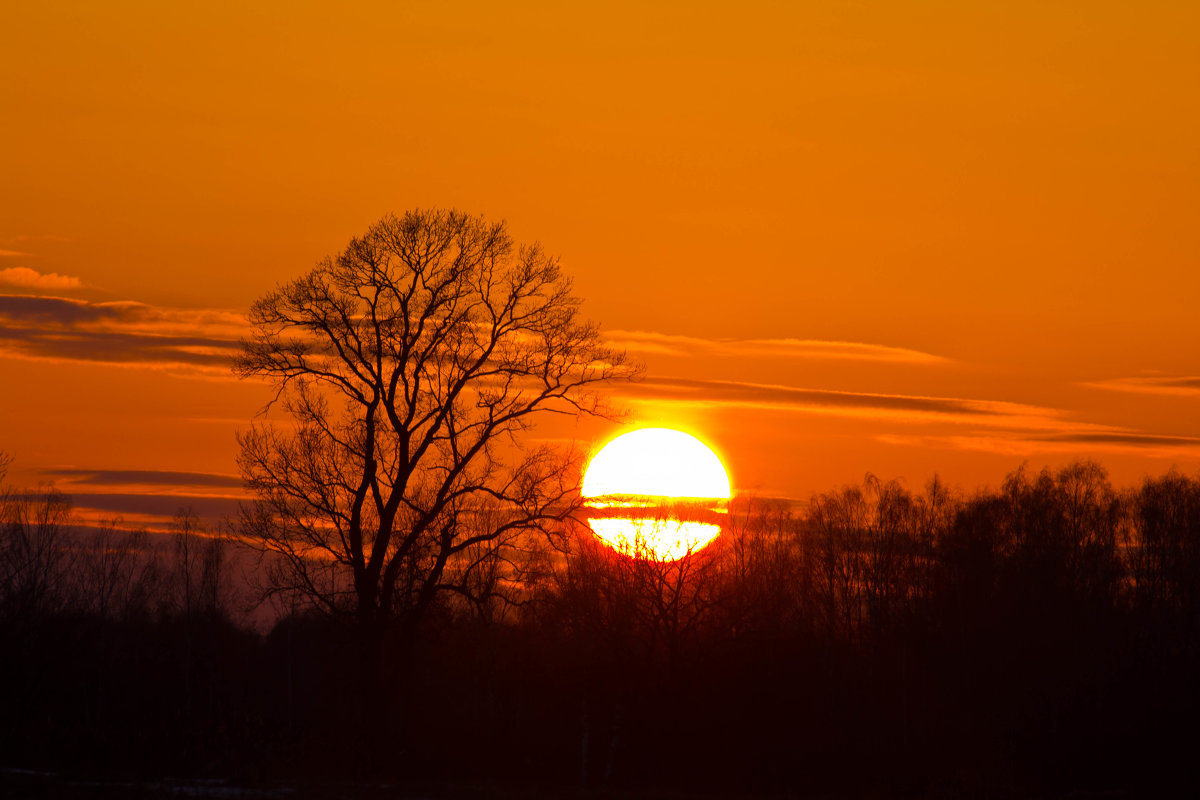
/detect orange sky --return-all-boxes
[2,1,1199,526]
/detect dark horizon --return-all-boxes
[6,456,1200,796]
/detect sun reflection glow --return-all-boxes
[587,518,723,562]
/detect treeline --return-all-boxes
[0,470,255,780]
[5,460,1200,795]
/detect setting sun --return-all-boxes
[581,428,731,561]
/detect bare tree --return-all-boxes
[233,208,636,695]
[808,475,950,642]
[75,521,165,621]
[1129,471,1200,616]
[0,468,75,623]
[713,497,809,639]
[168,507,227,618]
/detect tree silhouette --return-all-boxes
[0,474,73,623]
[233,208,636,719]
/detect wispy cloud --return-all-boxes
[0,294,245,374]
[42,468,243,490]
[605,330,946,364]
[616,375,1073,426]
[0,250,32,258]
[878,431,1200,458]
[69,493,244,523]
[29,468,247,529]
[1083,376,1200,397]
[0,267,84,291]
[1047,432,1200,447]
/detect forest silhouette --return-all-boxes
[4,454,1200,796]
[4,210,1198,797]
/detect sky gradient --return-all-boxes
[3,1,1199,527]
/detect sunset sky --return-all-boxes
[3,1,1199,528]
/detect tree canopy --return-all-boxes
[234,208,637,649]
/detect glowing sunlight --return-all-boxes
[581,428,731,560]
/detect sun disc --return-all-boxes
[582,428,731,560]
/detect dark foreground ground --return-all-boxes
[0,769,1183,800]
[7,465,1200,798]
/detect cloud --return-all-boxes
[0,267,83,291]
[0,294,245,374]
[605,330,946,364]
[24,468,247,529]
[68,493,245,522]
[878,431,1200,458]
[618,374,1200,460]
[0,250,32,258]
[1083,376,1200,397]
[41,468,243,490]
[1040,432,1200,447]
[616,375,1071,427]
